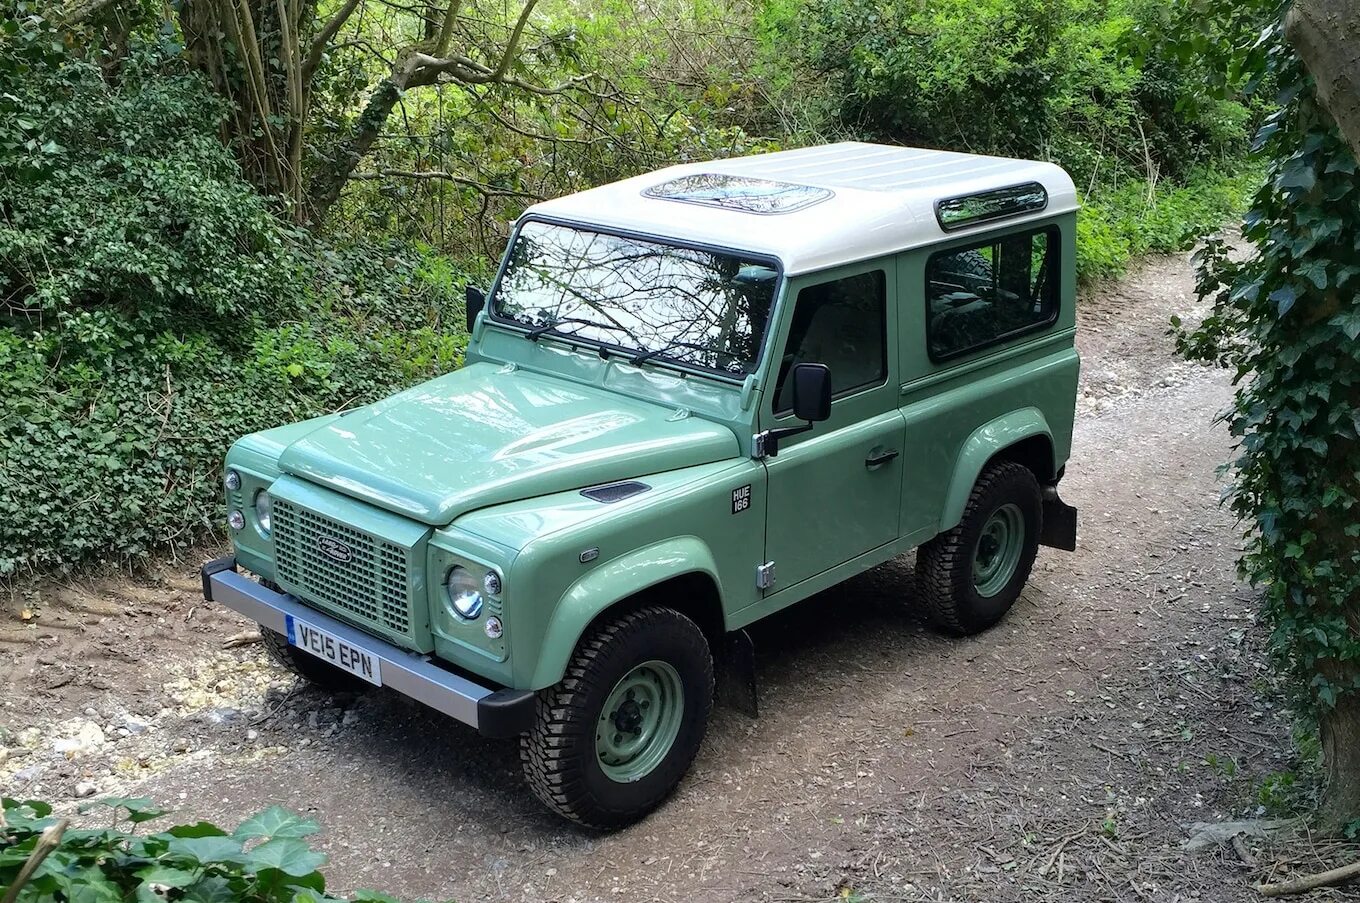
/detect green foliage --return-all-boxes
[1174,8,1360,718]
[0,12,468,577]
[1258,770,1300,815]
[0,10,303,342]
[756,0,1255,184]
[1076,166,1260,281]
[0,797,400,903]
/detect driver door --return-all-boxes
[759,262,905,594]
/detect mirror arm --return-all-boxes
[754,422,813,459]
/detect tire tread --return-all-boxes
[520,606,712,830]
[918,461,1041,635]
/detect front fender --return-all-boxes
[940,408,1053,531]
[525,536,723,690]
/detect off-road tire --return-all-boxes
[520,606,714,830]
[259,626,373,694]
[918,461,1042,636]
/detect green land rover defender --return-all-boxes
[202,142,1080,828]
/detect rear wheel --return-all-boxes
[918,461,1042,635]
[259,627,373,694]
[520,606,713,830]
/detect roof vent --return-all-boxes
[643,174,833,215]
[580,481,651,504]
[935,182,1048,232]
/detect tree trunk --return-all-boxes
[1286,0,1360,162]
[1319,684,1360,830]
[302,79,404,227]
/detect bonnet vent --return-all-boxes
[581,481,651,504]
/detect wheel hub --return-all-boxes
[595,660,685,783]
[613,698,644,734]
[972,503,1025,598]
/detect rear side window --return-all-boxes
[925,228,1058,361]
[773,271,887,413]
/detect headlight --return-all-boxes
[254,489,272,535]
[446,566,483,619]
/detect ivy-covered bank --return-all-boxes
[0,22,470,576]
[1175,5,1360,828]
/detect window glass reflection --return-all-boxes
[493,221,779,376]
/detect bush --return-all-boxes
[1,796,388,903]
[756,0,1253,188]
[0,14,469,577]
[1076,165,1259,281]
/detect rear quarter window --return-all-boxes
[925,227,1059,361]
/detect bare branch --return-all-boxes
[490,0,540,81]
[59,0,121,25]
[432,0,463,57]
[350,168,541,200]
[303,0,363,81]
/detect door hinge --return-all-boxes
[756,561,776,591]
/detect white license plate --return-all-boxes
[286,615,382,686]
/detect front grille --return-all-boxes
[273,500,412,637]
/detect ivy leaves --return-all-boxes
[1175,7,1360,717]
[0,798,374,903]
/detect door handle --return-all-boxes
[865,449,900,468]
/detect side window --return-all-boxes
[925,227,1058,361]
[773,271,887,413]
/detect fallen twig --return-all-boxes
[1232,833,1258,869]
[1256,859,1360,897]
[223,631,262,648]
[1036,826,1089,877]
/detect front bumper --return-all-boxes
[201,556,534,738]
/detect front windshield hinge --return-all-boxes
[752,432,769,459]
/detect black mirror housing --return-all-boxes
[791,363,832,422]
[465,286,486,332]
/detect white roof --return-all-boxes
[525,142,1079,275]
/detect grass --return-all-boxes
[1076,162,1260,283]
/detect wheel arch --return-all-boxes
[525,537,726,690]
[940,408,1056,532]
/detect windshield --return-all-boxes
[491,220,779,377]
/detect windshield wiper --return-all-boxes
[630,339,744,368]
[525,317,632,342]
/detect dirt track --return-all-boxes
[4,251,1359,901]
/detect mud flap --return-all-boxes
[1040,490,1078,551]
[716,629,758,718]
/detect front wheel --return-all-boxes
[520,606,714,830]
[918,461,1042,635]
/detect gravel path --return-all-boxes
[5,251,1358,901]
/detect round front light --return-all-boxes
[446,566,483,619]
[483,570,502,596]
[484,616,503,639]
[254,489,272,535]
[224,470,242,492]
[227,510,246,531]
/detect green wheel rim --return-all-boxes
[595,660,685,784]
[973,503,1025,598]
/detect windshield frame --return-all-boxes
[485,214,787,384]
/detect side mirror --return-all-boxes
[465,286,486,332]
[791,363,832,422]
[757,363,833,458]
